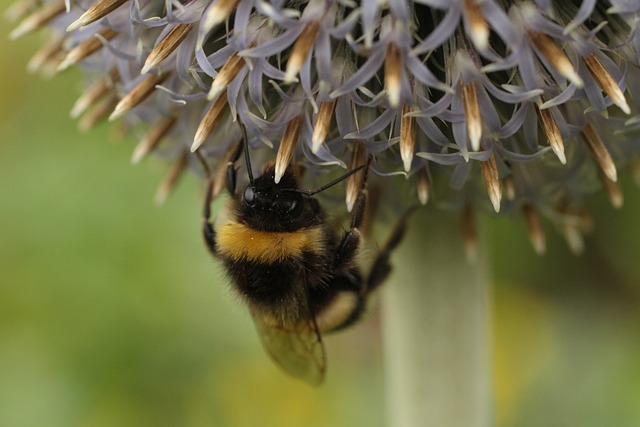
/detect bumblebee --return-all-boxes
[197,128,408,385]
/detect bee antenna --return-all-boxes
[238,118,255,184]
[299,156,373,197]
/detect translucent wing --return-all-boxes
[251,307,326,386]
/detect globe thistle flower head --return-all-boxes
[9,0,640,254]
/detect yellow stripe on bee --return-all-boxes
[217,221,325,263]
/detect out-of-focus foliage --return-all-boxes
[3,11,640,427]
[489,183,640,426]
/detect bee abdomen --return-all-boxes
[224,258,310,319]
[310,271,366,333]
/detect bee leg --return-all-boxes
[365,207,415,293]
[322,209,412,334]
[194,150,218,255]
[333,160,371,269]
[225,140,244,196]
[202,178,218,255]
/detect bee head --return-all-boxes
[238,165,320,232]
[231,121,369,232]
[242,183,303,217]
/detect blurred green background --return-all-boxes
[3,8,640,427]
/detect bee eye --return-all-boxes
[243,186,256,206]
[282,195,303,216]
[285,199,297,212]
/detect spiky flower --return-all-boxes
[8,0,640,254]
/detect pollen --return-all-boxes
[207,52,247,101]
[200,0,241,39]
[58,28,117,72]
[132,117,177,165]
[26,36,66,76]
[400,104,416,173]
[461,80,482,152]
[109,73,168,122]
[311,100,337,154]
[522,204,546,255]
[385,43,402,108]
[462,0,489,50]
[601,173,624,209]
[535,103,566,164]
[9,0,65,40]
[346,141,367,213]
[581,122,618,183]
[583,53,630,115]
[275,116,303,184]
[66,0,127,32]
[142,24,194,75]
[480,153,502,213]
[285,22,320,84]
[70,68,120,119]
[528,30,584,88]
[155,150,189,205]
[415,168,430,206]
[78,95,118,132]
[192,94,229,152]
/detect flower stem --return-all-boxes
[381,212,493,427]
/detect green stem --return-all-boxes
[381,213,493,427]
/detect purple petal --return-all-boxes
[481,0,519,45]
[416,151,464,166]
[405,53,452,93]
[521,106,540,150]
[315,29,332,84]
[370,165,408,178]
[328,8,359,39]
[248,65,266,117]
[499,104,529,139]
[484,82,543,104]
[494,143,552,162]
[240,25,304,58]
[580,65,608,112]
[227,66,249,118]
[175,26,198,82]
[564,0,596,34]
[388,0,409,21]
[411,6,460,55]
[531,0,552,13]
[203,44,236,74]
[344,107,396,140]
[412,91,455,117]
[475,84,501,133]
[195,46,218,78]
[259,60,288,80]
[233,0,254,47]
[449,160,472,189]
[299,45,314,102]
[415,116,451,146]
[539,84,577,108]
[300,112,347,167]
[360,0,381,48]
[607,0,640,13]
[335,95,356,136]
[330,48,385,98]
[254,0,300,27]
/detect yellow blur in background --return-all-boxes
[2,7,640,427]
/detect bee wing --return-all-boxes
[251,308,326,386]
